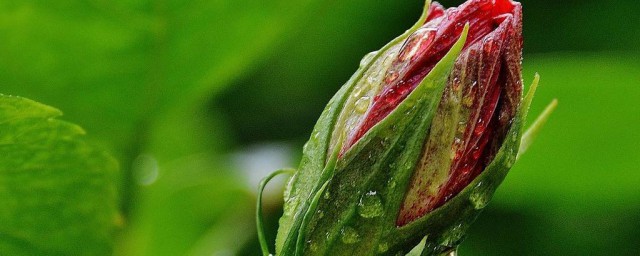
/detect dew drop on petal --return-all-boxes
[360,51,378,67]
[355,96,371,114]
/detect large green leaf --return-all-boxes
[0,95,118,255]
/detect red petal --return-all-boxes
[343,0,517,154]
[395,1,522,226]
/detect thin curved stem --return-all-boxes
[257,168,295,256]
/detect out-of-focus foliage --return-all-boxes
[0,96,117,255]
[0,0,323,255]
[460,53,640,255]
[0,0,638,255]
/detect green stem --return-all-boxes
[257,168,295,256]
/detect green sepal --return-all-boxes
[282,25,468,256]
[275,1,435,254]
[519,77,558,159]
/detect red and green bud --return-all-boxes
[264,0,551,255]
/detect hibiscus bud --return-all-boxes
[267,0,547,255]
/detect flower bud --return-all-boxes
[271,0,542,255]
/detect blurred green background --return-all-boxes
[1,0,639,255]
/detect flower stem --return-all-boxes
[256,168,295,256]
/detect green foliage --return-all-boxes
[0,0,322,159]
[0,0,325,255]
[121,166,255,256]
[0,95,118,255]
[459,53,640,255]
[0,0,638,255]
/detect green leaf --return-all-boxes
[0,95,118,256]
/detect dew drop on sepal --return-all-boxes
[469,182,490,210]
[357,191,384,218]
[340,226,360,244]
[378,242,389,253]
[355,96,371,114]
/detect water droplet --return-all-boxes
[358,191,384,218]
[324,191,331,199]
[471,146,482,160]
[355,96,371,113]
[378,242,389,253]
[367,75,378,85]
[469,183,489,209]
[283,196,298,216]
[385,71,399,83]
[441,223,465,247]
[388,180,397,189]
[133,154,159,186]
[360,51,378,67]
[312,131,320,140]
[474,122,486,135]
[462,96,473,107]
[317,210,324,219]
[505,156,514,168]
[308,240,319,252]
[340,226,360,244]
[403,98,415,108]
[352,85,364,98]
